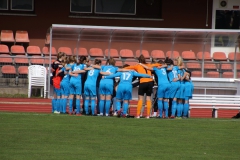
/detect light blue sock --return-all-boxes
[62,98,67,113]
[76,99,80,114]
[51,99,56,112]
[69,99,73,114]
[171,100,177,117]
[84,99,89,115]
[91,99,96,115]
[116,101,121,111]
[60,99,63,113]
[123,102,129,115]
[158,100,163,118]
[179,103,183,117]
[183,103,189,117]
[56,99,60,112]
[105,100,111,115]
[99,100,104,114]
[163,101,169,118]
[176,103,181,117]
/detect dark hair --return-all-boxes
[122,64,130,68]
[138,55,146,64]
[94,59,101,65]
[69,55,77,63]
[78,56,86,65]
[107,57,115,66]
[57,52,65,60]
[157,60,164,64]
[164,57,173,65]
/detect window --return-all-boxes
[95,0,136,15]
[11,0,34,11]
[0,0,8,10]
[70,0,92,13]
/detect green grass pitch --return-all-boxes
[0,112,240,160]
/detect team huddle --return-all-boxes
[51,52,194,119]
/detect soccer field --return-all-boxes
[0,112,240,160]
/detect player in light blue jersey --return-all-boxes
[83,59,102,115]
[151,60,171,118]
[104,68,151,117]
[69,56,86,116]
[165,57,180,118]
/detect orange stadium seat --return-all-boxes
[136,50,150,59]
[42,46,57,56]
[197,52,212,61]
[11,45,25,55]
[186,62,201,70]
[1,65,16,78]
[14,55,29,66]
[220,63,232,71]
[30,56,45,65]
[206,71,219,78]
[166,51,180,59]
[191,71,202,77]
[18,66,28,78]
[204,62,218,71]
[222,72,233,78]
[74,47,88,57]
[0,30,15,43]
[58,47,72,56]
[182,51,197,60]
[151,50,165,60]
[44,56,56,65]
[115,60,123,67]
[0,54,13,65]
[213,52,227,61]
[104,49,119,59]
[27,46,42,56]
[124,61,138,66]
[228,52,240,61]
[0,44,10,54]
[120,49,136,62]
[89,48,104,59]
[15,30,30,43]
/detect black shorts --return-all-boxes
[138,81,154,96]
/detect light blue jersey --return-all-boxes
[168,65,180,83]
[105,71,150,100]
[70,63,85,82]
[84,68,100,97]
[69,63,85,95]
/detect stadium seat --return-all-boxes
[206,71,219,78]
[197,52,212,61]
[11,45,26,55]
[0,30,15,43]
[115,60,123,67]
[15,30,30,43]
[27,46,42,56]
[228,52,240,61]
[220,63,233,71]
[1,65,16,78]
[14,55,29,66]
[42,46,57,56]
[58,47,72,56]
[213,52,227,61]
[89,48,104,59]
[151,50,165,60]
[186,62,201,70]
[124,61,138,66]
[0,44,10,54]
[104,49,119,59]
[166,51,180,59]
[136,50,150,59]
[191,71,202,77]
[74,47,89,57]
[18,66,28,78]
[204,62,218,71]
[30,56,45,65]
[182,51,197,60]
[44,56,56,65]
[0,54,13,65]
[222,72,233,78]
[120,49,136,62]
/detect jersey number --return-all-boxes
[122,72,131,80]
[89,69,94,76]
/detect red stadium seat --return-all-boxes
[197,52,212,61]
[182,51,197,60]
[1,65,16,78]
[0,30,15,43]
[220,63,232,71]
[115,60,123,67]
[186,62,201,70]
[42,46,57,56]
[206,71,219,78]
[89,48,104,59]
[166,51,180,59]
[58,47,72,56]
[204,62,218,70]
[27,46,42,56]
[213,52,227,61]
[11,45,25,55]
[136,50,150,59]
[18,66,28,78]
[0,54,13,64]
[151,50,165,60]
[104,49,119,59]
[228,52,240,61]
[222,72,233,78]
[74,47,88,57]
[44,56,56,65]
[30,56,45,65]
[15,30,30,43]
[120,49,137,63]
[191,71,202,77]
[0,44,10,54]
[14,55,29,66]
